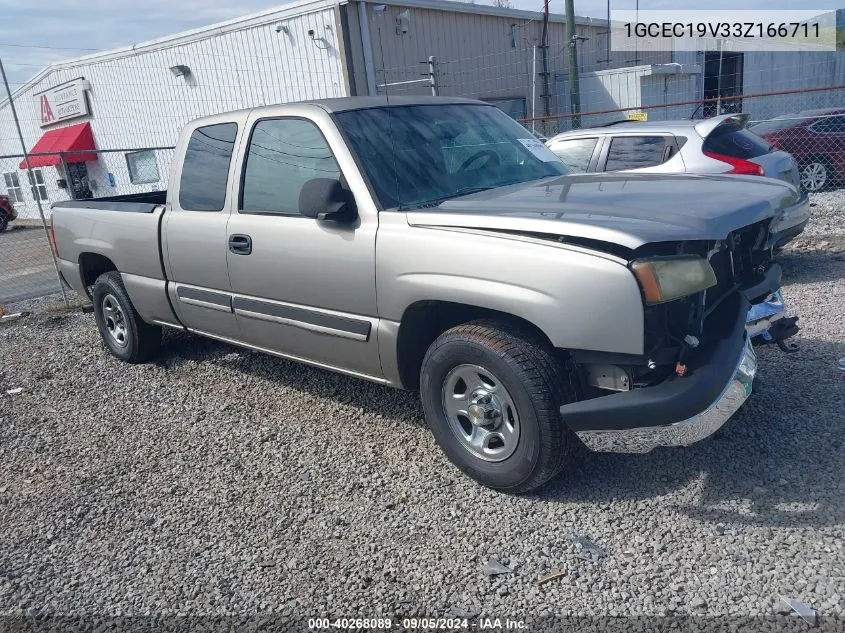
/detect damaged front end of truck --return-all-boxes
[564,218,799,452]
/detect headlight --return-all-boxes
[631,256,717,305]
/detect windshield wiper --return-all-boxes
[402,186,496,210]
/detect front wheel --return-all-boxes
[92,271,161,363]
[419,320,575,494]
[0,214,8,233]
[800,158,830,192]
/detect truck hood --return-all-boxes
[405,173,802,250]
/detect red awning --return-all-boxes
[19,122,97,169]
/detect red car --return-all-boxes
[0,194,17,232]
[751,107,845,192]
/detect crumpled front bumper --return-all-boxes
[746,290,787,338]
[562,293,757,454]
[768,191,809,249]
[574,338,756,453]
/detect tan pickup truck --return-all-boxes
[50,97,803,492]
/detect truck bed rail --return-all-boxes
[53,190,167,213]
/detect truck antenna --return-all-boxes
[374,13,402,207]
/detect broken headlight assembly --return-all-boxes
[630,256,717,306]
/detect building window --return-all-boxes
[179,123,238,212]
[125,150,160,184]
[27,169,48,202]
[3,172,23,203]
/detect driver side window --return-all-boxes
[240,118,341,216]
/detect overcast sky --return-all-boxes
[0,0,819,88]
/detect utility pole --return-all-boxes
[540,0,551,121]
[565,0,581,128]
[716,39,724,116]
[428,56,438,96]
[531,44,537,133]
[0,57,69,307]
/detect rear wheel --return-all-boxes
[0,215,8,233]
[800,158,830,192]
[92,271,161,363]
[419,320,575,494]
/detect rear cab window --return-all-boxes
[702,123,770,159]
[179,122,239,211]
[603,135,671,171]
[547,137,599,172]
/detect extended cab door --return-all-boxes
[162,114,246,340]
[224,106,382,380]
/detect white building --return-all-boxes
[1,0,838,218]
[3,0,648,218]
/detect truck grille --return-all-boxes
[706,220,770,310]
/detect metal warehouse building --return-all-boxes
[0,0,841,219]
[0,0,670,218]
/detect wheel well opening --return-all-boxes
[78,253,117,296]
[396,301,553,391]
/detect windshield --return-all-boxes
[334,104,567,209]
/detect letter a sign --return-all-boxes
[35,79,90,127]
[40,94,55,124]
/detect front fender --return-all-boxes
[376,214,645,356]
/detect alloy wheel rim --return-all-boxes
[441,364,520,462]
[102,294,129,347]
[801,162,827,191]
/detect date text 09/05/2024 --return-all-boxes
[623,21,820,39]
[307,617,528,629]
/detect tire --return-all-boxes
[800,157,831,192]
[419,319,576,494]
[92,271,161,363]
[0,215,8,233]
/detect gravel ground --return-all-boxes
[1,194,844,631]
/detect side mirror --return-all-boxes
[299,178,357,222]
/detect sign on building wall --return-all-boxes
[35,78,91,128]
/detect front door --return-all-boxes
[66,162,92,199]
[225,112,381,379]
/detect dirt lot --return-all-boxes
[1,195,844,630]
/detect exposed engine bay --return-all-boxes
[575,219,799,397]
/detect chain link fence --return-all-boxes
[0,147,173,305]
[371,41,845,192]
[1,8,843,306]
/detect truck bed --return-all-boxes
[51,194,167,285]
[54,191,167,213]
